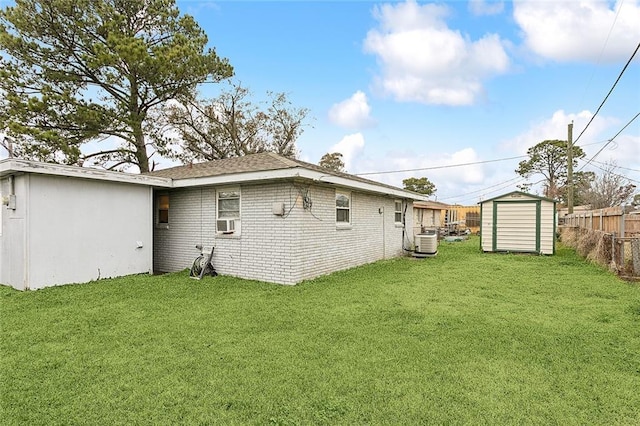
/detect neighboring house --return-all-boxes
[0,159,171,290]
[0,153,426,290]
[444,205,481,235]
[413,202,481,236]
[148,153,427,285]
[413,200,448,235]
[479,191,556,255]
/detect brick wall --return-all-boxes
[154,180,413,285]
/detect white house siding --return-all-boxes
[0,175,27,290]
[154,181,412,285]
[413,207,440,236]
[0,173,154,290]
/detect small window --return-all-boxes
[394,200,403,223]
[157,194,169,224]
[217,188,241,234]
[336,191,350,224]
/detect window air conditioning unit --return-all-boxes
[217,219,235,233]
[414,229,437,258]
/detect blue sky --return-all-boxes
[177,0,640,204]
[2,0,639,204]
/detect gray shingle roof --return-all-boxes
[147,152,420,197]
[147,152,298,179]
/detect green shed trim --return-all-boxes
[479,203,483,250]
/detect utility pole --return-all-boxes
[567,122,574,214]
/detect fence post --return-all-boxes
[600,209,603,231]
[620,206,626,238]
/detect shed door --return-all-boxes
[493,201,539,253]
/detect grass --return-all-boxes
[1,237,639,425]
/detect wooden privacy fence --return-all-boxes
[563,206,640,238]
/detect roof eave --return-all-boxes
[172,166,427,200]
[0,158,173,187]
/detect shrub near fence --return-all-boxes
[561,206,640,278]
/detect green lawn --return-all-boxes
[1,237,639,425]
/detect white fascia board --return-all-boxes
[173,166,428,200]
[299,169,429,200]
[0,158,172,187]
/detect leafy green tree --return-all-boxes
[165,82,310,162]
[403,177,436,196]
[0,0,232,172]
[515,139,585,201]
[319,152,345,172]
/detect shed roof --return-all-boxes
[479,191,556,204]
[0,158,172,187]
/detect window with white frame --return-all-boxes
[217,188,240,234]
[336,191,351,225]
[394,200,403,223]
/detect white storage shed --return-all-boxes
[479,191,556,255]
[0,159,171,290]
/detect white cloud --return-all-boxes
[363,0,510,106]
[349,147,486,199]
[514,0,640,62]
[501,109,640,193]
[469,0,504,16]
[330,133,366,171]
[328,91,375,129]
[501,109,615,156]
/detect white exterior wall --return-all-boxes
[413,208,440,236]
[296,186,409,283]
[153,186,217,274]
[538,201,556,255]
[154,181,412,285]
[0,174,154,290]
[0,175,28,290]
[480,193,555,255]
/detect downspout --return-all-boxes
[23,174,29,290]
[148,187,154,275]
[402,201,409,253]
[380,206,385,259]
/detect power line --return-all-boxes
[574,41,640,145]
[590,158,640,173]
[354,154,527,176]
[438,176,524,202]
[579,158,640,185]
[578,111,640,172]
[576,0,626,111]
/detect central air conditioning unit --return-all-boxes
[216,219,235,233]
[414,229,438,258]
